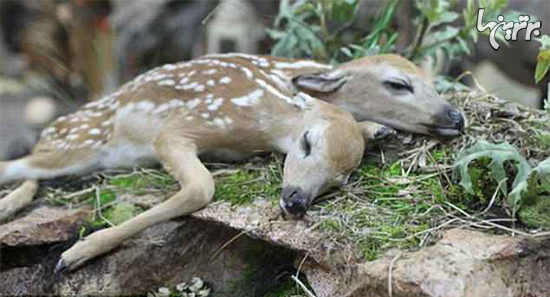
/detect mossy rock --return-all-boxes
[518,196,550,228]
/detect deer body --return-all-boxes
[0,53,464,271]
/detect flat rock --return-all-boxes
[0,206,90,246]
[344,229,550,297]
[1,200,549,297]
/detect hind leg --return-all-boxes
[56,134,214,271]
[0,148,102,221]
[0,180,38,221]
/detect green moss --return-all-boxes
[534,132,550,150]
[102,202,140,225]
[518,196,550,228]
[214,163,282,206]
[109,175,147,192]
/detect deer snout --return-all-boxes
[423,105,465,137]
[446,108,465,131]
[279,186,311,219]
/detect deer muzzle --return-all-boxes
[279,186,312,219]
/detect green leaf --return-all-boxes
[536,35,550,50]
[432,11,459,26]
[452,140,531,197]
[430,26,460,43]
[340,46,353,57]
[510,158,550,210]
[535,49,550,83]
[331,0,359,24]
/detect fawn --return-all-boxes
[0,53,464,271]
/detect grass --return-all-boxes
[213,159,282,206]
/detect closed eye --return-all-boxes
[384,80,414,93]
[300,131,311,157]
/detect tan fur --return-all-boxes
[0,53,461,271]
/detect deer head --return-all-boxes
[292,54,465,137]
[279,97,366,218]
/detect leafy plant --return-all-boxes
[453,140,550,217]
[535,34,550,112]
[268,0,399,63]
[406,0,513,63]
[535,35,550,84]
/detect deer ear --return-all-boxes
[291,70,350,93]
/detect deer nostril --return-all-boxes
[281,187,309,216]
[447,110,461,121]
[447,109,464,129]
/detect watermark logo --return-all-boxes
[476,8,542,50]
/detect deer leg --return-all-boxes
[358,121,396,141]
[56,136,214,272]
[0,180,39,222]
[0,149,102,221]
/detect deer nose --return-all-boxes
[280,186,310,217]
[447,109,464,130]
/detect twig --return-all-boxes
[477,178,506,216]
[211,230,249,260]
[201,2,223,25]
[388,253,402,297]
[291,275,317,297]
[95,186,114,227]
[295,252,310,278]
[62,186,95,199]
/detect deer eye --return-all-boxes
[384,80,414,93]
[300,131,312,157]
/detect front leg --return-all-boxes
[358,121,395,141]
[56,136,214,272]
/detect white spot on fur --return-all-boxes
[102,118,113,126]
[231,89,264,107]
[213,117,225,128]
[42,127,56,136]
[135,101,155,112]
[88,128,101,135]
[109,101,120,110]
[239,66,253,79]
[183,82,199,90]
[158,79,175,86]
[207,98,224,111]
[274,61,332,69]
[201,113,210,119]
[206,79,215,86]
[219,76,232,84]
[194,84,205,92]
[186,98,201,109]
[255,79,293,104]
[292,92,315,110]
[153,103,171,114]
[169,99,184,108]
[203,69,217,75]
